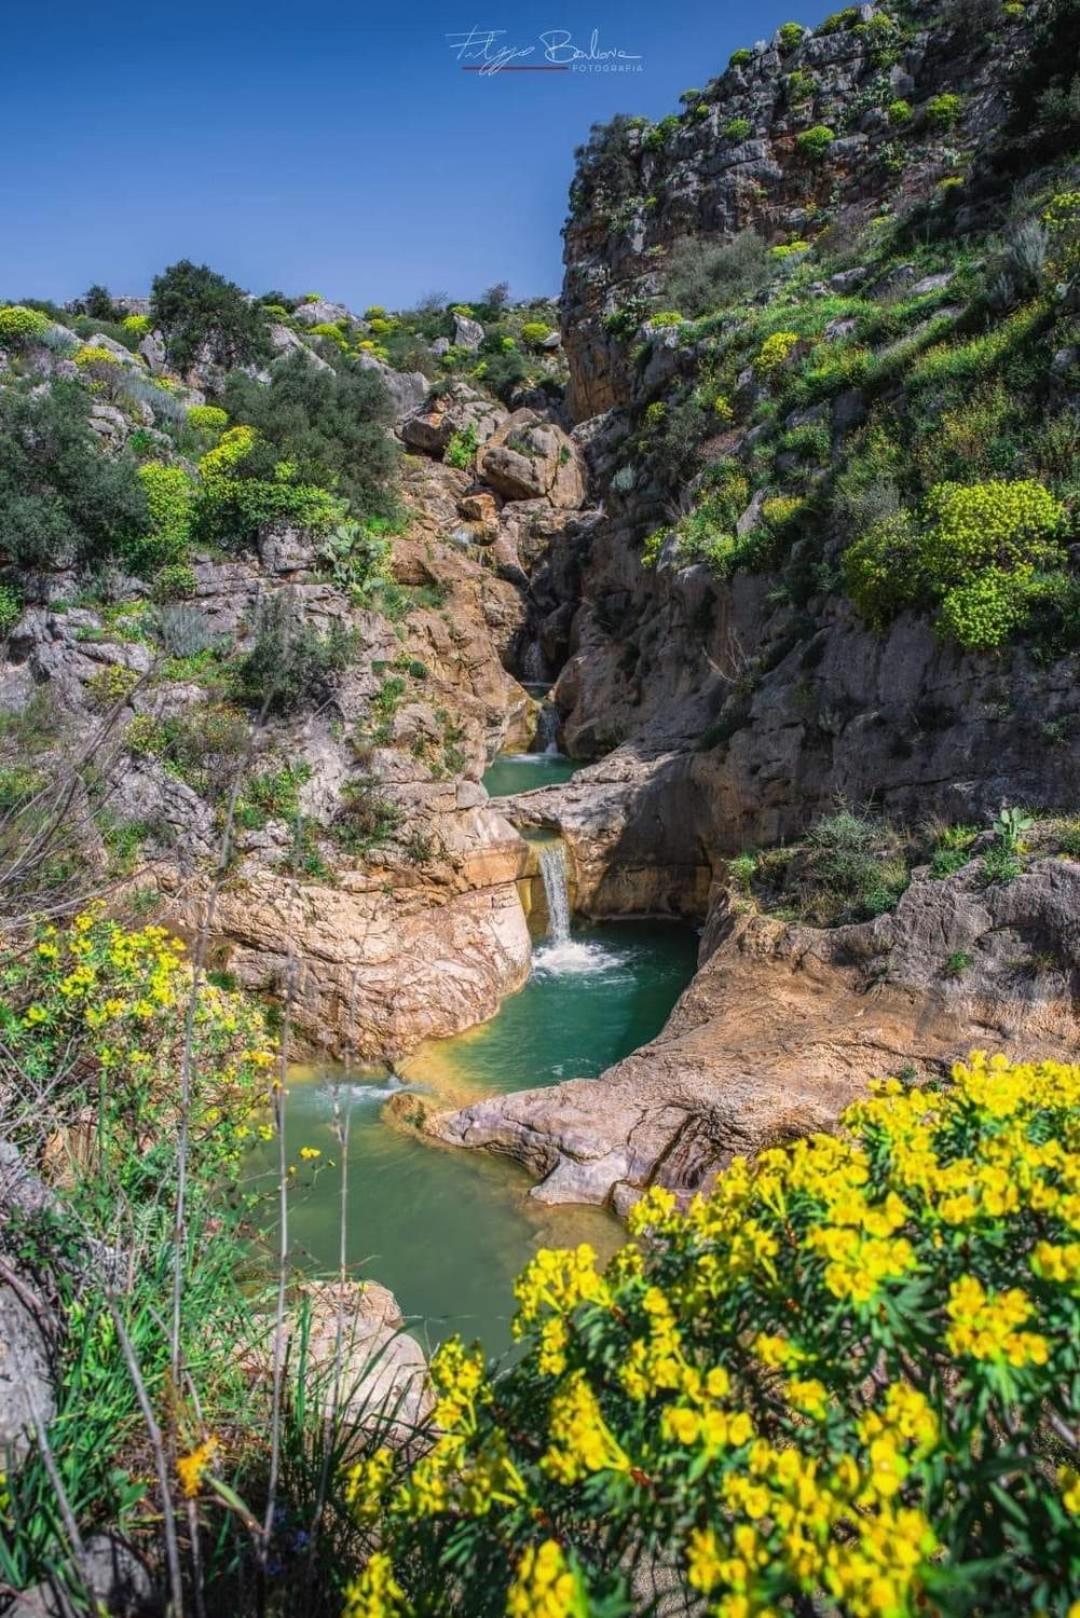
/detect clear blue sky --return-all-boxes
[2,0,819,311]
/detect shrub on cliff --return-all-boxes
[222,348,397,523]
[343,1053,1080,1616]
[0,382,149,567]
[150,258,272,374]
[0,304,50,347]
[234,591,358,715]
[796,124,836,158]
[662,230,770,317]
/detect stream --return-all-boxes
[245,838,697,1353]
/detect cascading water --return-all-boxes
[534,703,561,756]
[521,641,548,682]
[538,842,571,945]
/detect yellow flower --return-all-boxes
[506,1540,584,1618]
[299,1146,322,1160]
[176,1435,220,1498]
[343,1552,406,1618]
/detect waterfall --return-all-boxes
[538,843,571,946]
[522,641,547,682]
[535,703,560,756]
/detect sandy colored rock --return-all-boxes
[478,410,586,508]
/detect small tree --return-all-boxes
[150,259,271,374]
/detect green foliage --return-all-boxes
[150,562,197,602]
[786,68,816,103]
[820,6,859,31]
[756,330,801,375]
[0,304,50,346]
[778,19,806,46]
[330,775,402,854]
[919,480,1066,588]
[129,462,193,574]
[0,382,148,568]
[887,97,913,124]
[520,320,552,346]
[936,567,1036,649]
[445,425,479,469]
[843,510,921,627]
[0,584,22,636]
[150,259,271,373]
[723,117,752,141]
[1008,0,1080,146]
[236,760,312,828]
[796,124,836,158]
[222,349,397,525]
[662,231,770,318]
[121,313,150,338]
[186,403,229,434]
[729,46,753,66]
[317,516,395,604]
[234,593,358,715]
[925,92,963,129]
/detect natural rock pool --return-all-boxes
[481,750,579,798]
[245,917,697,1353]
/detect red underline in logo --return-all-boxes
[461,64,570,70]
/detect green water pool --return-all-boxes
[482,751,579,797]
[244,921,697,1353]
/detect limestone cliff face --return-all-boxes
[561,0,1024,419]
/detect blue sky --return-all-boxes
[2,0,818,310]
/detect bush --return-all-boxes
[926,93,963,129]
[796,124,836,158]
[729,46,753,66]
[919,479,1066,589]
[222,348,397,523]
[234,592,358,715]
[723,117,752,141]
[937,567,1037,649]
[150,259,271,374]
[151,603,218,659]
[445,425,478,469]
[778,19,806,46]
[0,305,50,346]
[361,1053,1080,1616]
[330,776,402,854]
[887,97,913,124]
[520,321,552,346]
[186,403,229,434]
[0,382,149,568]
[663,231,769,317]
[151,562,197,602]
[0,583,22,636]
[121,314,150,338]
[843,510,921,626]
[756,330,801,376]
[130,462,193,573]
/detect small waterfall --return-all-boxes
[522,641,547,682]
[534,703,560,756]
[538,843,571,946]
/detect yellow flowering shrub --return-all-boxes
[756,330,801,376]
[1,905,275,1194]
[357,1054,1080,1616]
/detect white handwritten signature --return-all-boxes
[446,26,642,74]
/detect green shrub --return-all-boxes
[130,462,193,573]
[650,310,686,329]
[843,510,921,627]
[0,583,22,636]
[121,313,150,338]
[663,231,769,317]
[926,92,964,128]
[937,568,1037,649]
[919,480,1066,588]
[0,305,50,346]
[820,6,859,30]
[330,776,402,854]
[729,46,753,66]
[234,593,358,715]
[786,68,816,102]
[445,425,479,469]
[888,97,913,124]
[151,562,198,602]
[0,382,149,567]
[520,320,552,346]
[186,403,229,434]
[222,349,396,524]
[778,19,806,46]
[150,259,271,373]
[723,117,752,140]
[796,124,836,158]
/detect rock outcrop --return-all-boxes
[432,856,1080,1210]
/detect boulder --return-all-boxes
[401,382,507,458]
[477,411,586,508]
[292,298,353,328]
[138,330,167,374]
[355,353,428,423]
[452,313,485,350]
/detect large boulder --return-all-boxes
[401,382,507,458]
[478,410,586,508]
[355,353,429,424]
[452,313,485,351]
[292,298,353,328]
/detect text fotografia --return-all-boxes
[447,27,644,74]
